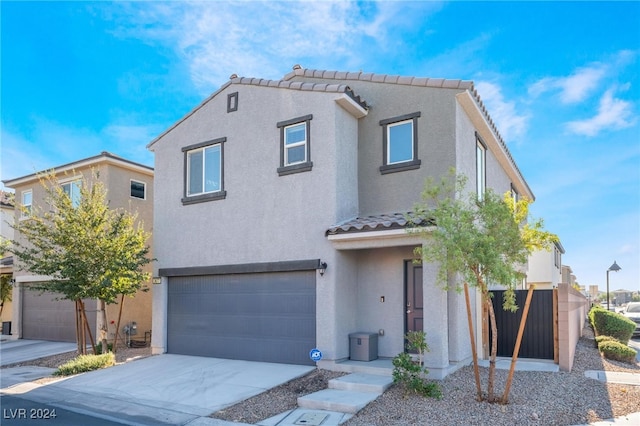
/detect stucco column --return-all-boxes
[421,260,449,379]
[151,276,167,354]
[447,284,473,363]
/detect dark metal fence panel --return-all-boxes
[489,289,554,360]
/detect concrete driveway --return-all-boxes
[2,354,314,425]
[0,339,77,366]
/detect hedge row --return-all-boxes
[589,306,637,364]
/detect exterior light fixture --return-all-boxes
[318,261,328,276]
[152,277,162,285]
[606,261,621,311]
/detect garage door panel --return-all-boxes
[167,271,316,365]
[22,286,97,342]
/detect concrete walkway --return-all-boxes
[0,338,77,366]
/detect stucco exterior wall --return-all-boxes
[354,246,417,358]
[151,85,354,269]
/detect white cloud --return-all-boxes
[565,88,636,136]
[529,64,606,104]
[107,1,440,94]
[475,81,529,142]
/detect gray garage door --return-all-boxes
[167,270,316,365]
[22,285,97,342]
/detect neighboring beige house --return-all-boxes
[612,289,634,305]
[562,265,577,287]
[526,241,565,289]
[2,152,154,344]
[1,191,15,331]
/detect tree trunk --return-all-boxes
[464,283,483,401]
[98,299,109,353]
[113,294,125,354]
[486,295,499,403]
[75,299,83,354]
[502,285,536,404]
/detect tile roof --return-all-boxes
[283,68,474,90]
[326,212,434,235]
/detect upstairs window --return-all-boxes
[379,112,421,174]
[182,137,226,205]
[130,180,146,200]
[476,136,486,200]
[277,114,313,176]
[62,180,82,208]
[21,190,32,218]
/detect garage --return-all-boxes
[167,269,316,365]
[21,285,97,342]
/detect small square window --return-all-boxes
[277,114,313,176]
[182,137,227,205]
[131,180,146,199]
[227,92,238,113]
[379,112,421,174]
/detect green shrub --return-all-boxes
[598,340,638,364]
[95,342,113,355]
[53,353,115,376]
[590,307,636,344]
[391,331,442,399]
[595,335,620,345]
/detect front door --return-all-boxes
[405,261,423,333]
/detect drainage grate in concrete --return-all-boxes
[294,412,329,425]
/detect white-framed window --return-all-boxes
[182,137,226,205]
[476,136,486,200]
[387,120,414,164]
[130,180,146,200]
[284,123,307,166]
[277,114,313,176]
[61,180,82,208]
[21,190,32,218]
[379,112,421,174]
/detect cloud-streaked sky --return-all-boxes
[2,1,638,292]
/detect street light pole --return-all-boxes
[606,260,621,311]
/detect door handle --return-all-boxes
[407,302,411,314]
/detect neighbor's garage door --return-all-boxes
[22,285,97,342]
[167,271,316,365]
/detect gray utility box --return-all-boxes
[349,332,378,361]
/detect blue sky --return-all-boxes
[1,1,638,292]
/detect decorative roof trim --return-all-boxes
[2,151,154,188]
[326,212,433,236]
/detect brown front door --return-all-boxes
[405,261,423,333]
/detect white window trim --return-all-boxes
[386,119,414,165]
[186,144,222,197]
[61,179,83,208]
[284,122,308,166]
[21,189,33,219]
[130,179,146,200]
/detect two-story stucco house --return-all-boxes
[148,67,534,378]
[526,241,565,289]
[3,152,154,343]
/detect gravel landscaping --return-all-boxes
[6,323,639,426]
[213,324,640,426]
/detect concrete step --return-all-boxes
[329,373,394,393]
[297,389,381,414]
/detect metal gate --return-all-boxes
[489,289,555,360]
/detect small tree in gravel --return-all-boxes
[411,171,557,403]
[10,172,151,354]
